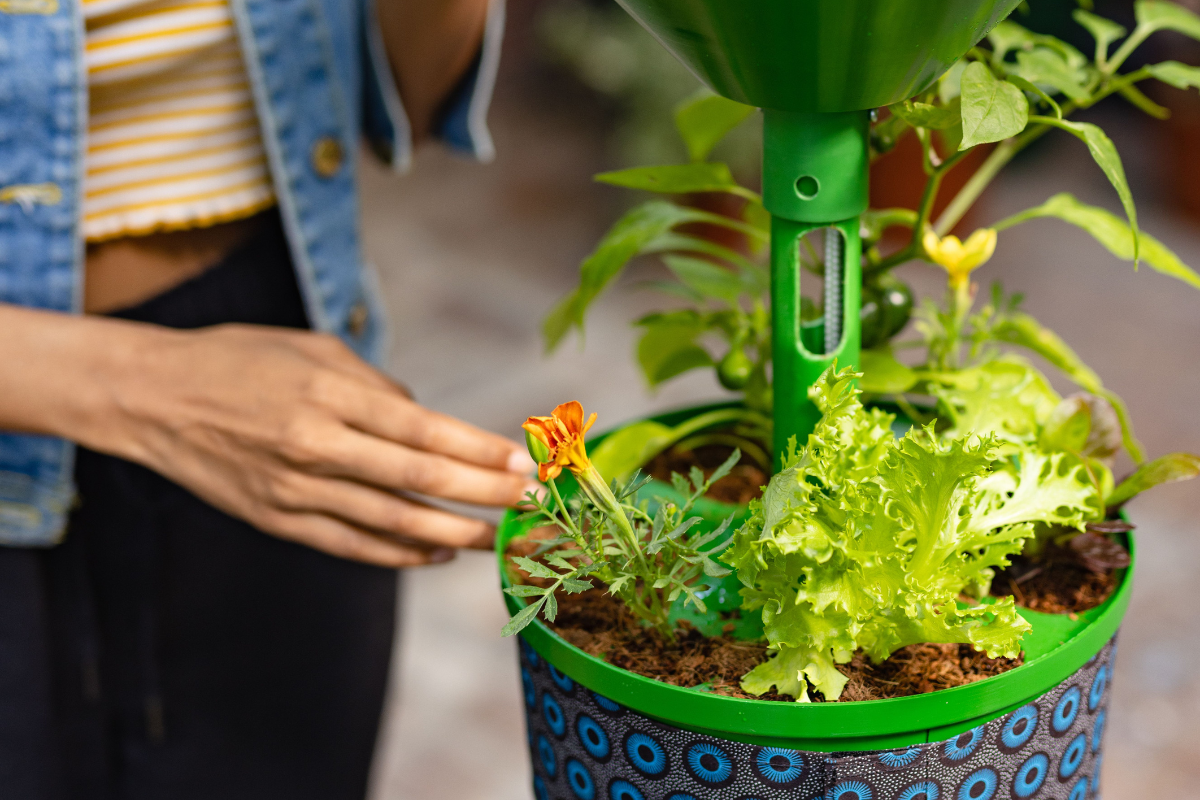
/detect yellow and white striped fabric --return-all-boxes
[83,0,276,241]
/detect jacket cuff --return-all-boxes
[363,0,504,173]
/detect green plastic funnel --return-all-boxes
[614,0,1021,461]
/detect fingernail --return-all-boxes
[507,449,537,475]
[430,547,455,564]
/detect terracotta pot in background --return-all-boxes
[1158,86,1200,227]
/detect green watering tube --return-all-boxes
[612,0,1023,460]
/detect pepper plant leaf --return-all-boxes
[1146,60,1200,91]
[1136,0,1200,42]
[994,193,1200,290]
[543,201,712,350]
[1073,10,1127,64]
[1014,48,1092,101]
[1027,119,1139,262]
[635,310,714,386]
[596,163,745,195]
[959,62,1029,149]
[890,97,962,129]
[674,90,757,163]
[1108,453,1200,507]
[662,254,751,305]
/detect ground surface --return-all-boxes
[359,55,1200,800]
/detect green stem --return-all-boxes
[547,478,582,540]
[1105,25,1152,77]
[866,148,968,275]
[934,138,1018,236]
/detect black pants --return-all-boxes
[0,214,399,800]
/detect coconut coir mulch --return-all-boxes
[646,444,767,505]
[992,527,1129,614]
[547,589,1023,702]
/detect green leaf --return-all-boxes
[890,97,962,129]
[674,90,757,162]
[988,20,1039,63]
[939,60,968,103]
[984,309,1145,462]
[1136,0,1200,41]
[561,577,593,594]
[1014,48,1091,101]
[959,62,1029,149]
[589,419,680,482]
[994,193,1200,290]
[859,348,918,394]
[1006,75,1062,118]
[988,21,1088,68]
[1117,83,1171,119]
[1146,60,1200,90]
[1028,118,1138,262]
[662,254,749,305]
[1039,395,1093,453]
[1073,9,1127,60]
[501,597,544,637]
[504,584,546,598]
[543,201,704,351]
[635,311,714,386]
[511,555,559,580]
[724,367,1057,700]
[1108,452,1200,506]
[596,163,743,195]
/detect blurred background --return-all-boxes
[360,1,1200,797]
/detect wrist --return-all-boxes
[0,304,176,458]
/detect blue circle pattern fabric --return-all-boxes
[520,636,1116,800]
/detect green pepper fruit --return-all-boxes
[718,344,754,390]
[860,273,913,348]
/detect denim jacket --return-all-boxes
[0,0,504,546]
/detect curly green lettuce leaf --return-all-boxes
[925,358,1061,446]
[726,366,1102,701]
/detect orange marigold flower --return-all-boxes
[522,401,597,482]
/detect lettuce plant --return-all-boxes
[723,367,1101,702]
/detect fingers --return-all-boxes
[265,510,456,568]
[334,385,535,474]
[271,471,497,550]
[283,416,539,508]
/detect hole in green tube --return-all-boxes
[795,175,819,200]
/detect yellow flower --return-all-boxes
[522,401,597,482]
[923,228,997,289]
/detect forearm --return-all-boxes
[376,0,489,143]
[0,304,156,453]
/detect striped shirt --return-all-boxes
[82,0,275,241]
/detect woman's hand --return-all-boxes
[0,306,537,568]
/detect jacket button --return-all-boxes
[311,137,343,178]
[347,301,368,337]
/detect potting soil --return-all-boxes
[550,590,1023,702]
